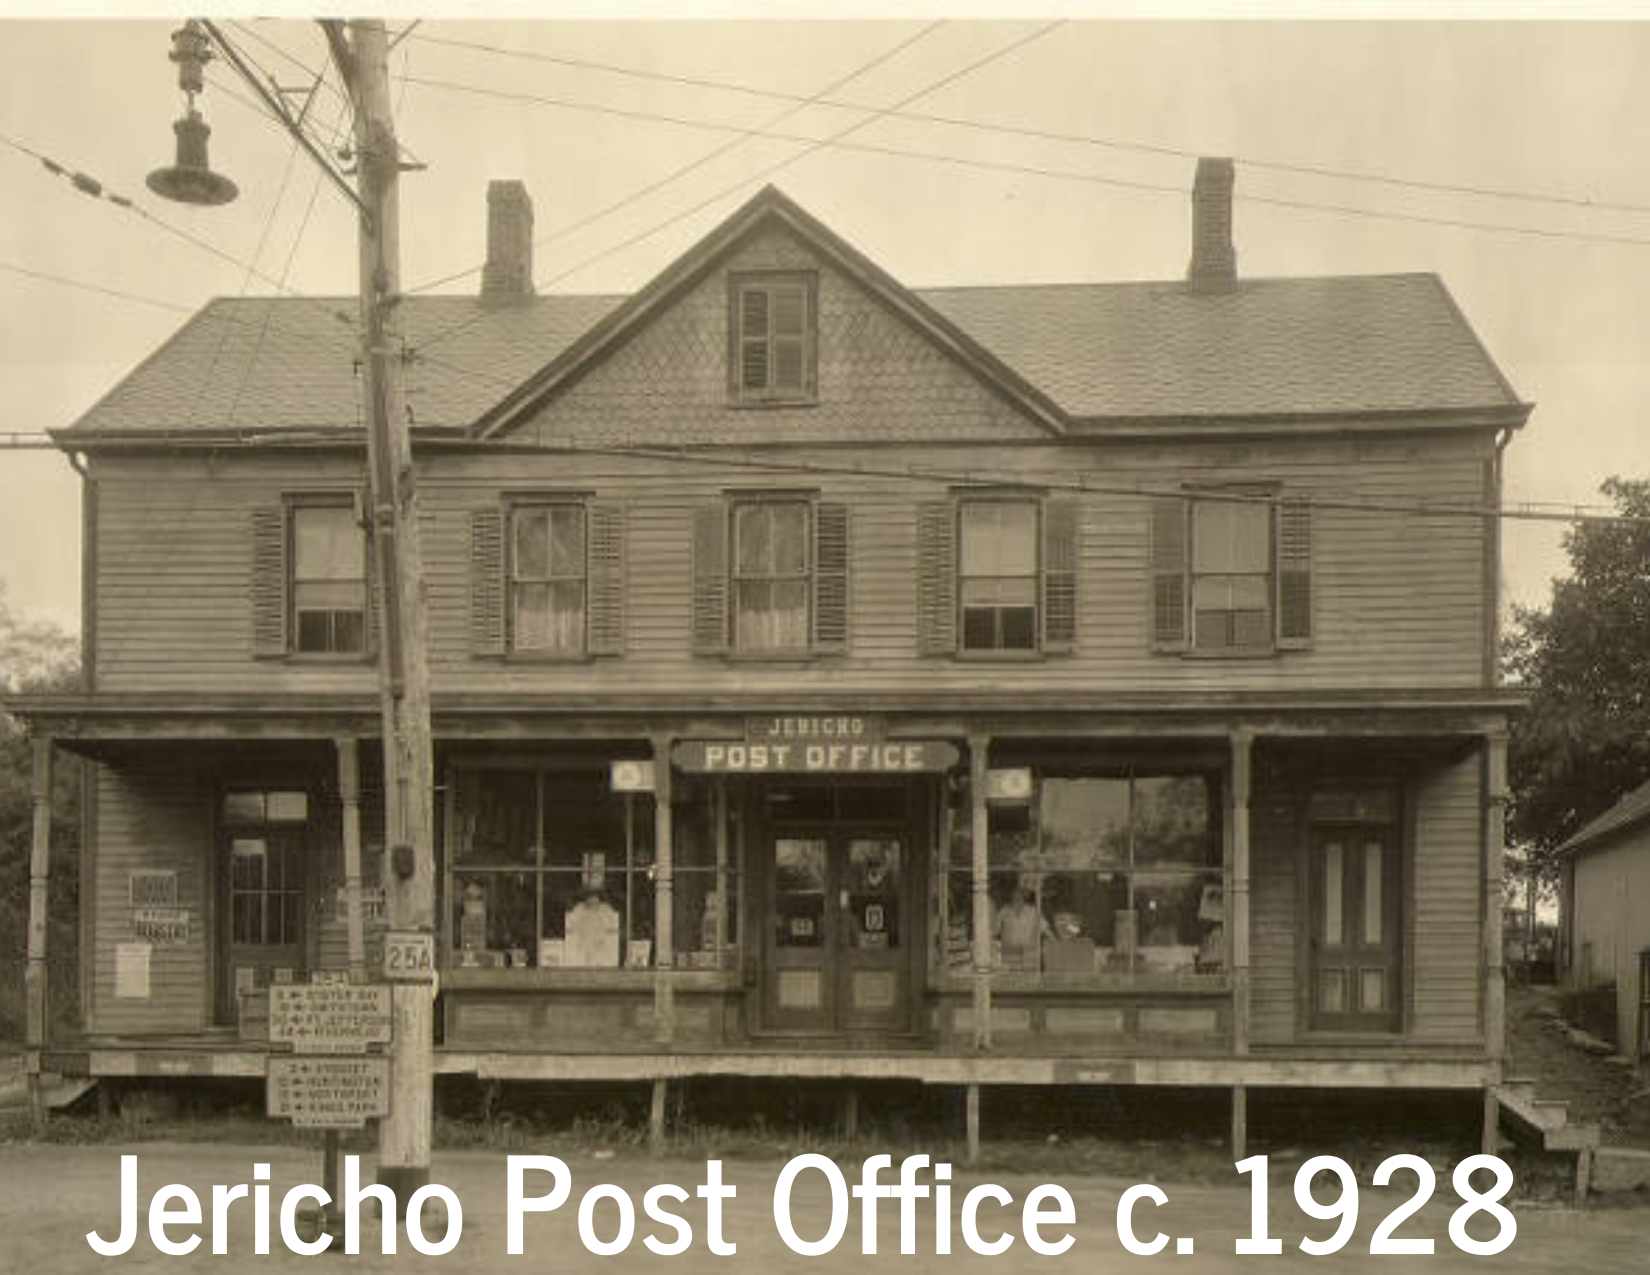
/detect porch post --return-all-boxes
[652,736,675,1044]
[1483,731,1509,1154]
[1229,729,1253,1058]
[336,737,366,977]
[25,736,54,1131]
[968,734,992,1052]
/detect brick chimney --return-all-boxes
[1186,157,1237,294]
[481,179,535,302]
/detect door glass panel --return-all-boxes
[1361,968,1386,1012]
[774,838,826,948]
[1323,842,1343,945]
[1362,843,1383,943]
[846,838,900,949]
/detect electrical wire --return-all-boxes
[405,20,943,295]
[0,260,195,314]
[0,128,358,340]
[411,20,1065,357]
[390,73,1650,254]
[409,28,1650,219]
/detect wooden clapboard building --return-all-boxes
[8,165,1530,1151]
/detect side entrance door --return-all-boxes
[217,813,309,1022]
[1308,825,1401,1032]
[763,829,911,1037]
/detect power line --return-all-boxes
[411,20,1064,357]
[0,127,359,339]
[409,28,1650,219]
[405,20,943,295]
[0,260,195,314]
[391,73,1650,254]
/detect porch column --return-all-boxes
[1483,731,1509,1154]
[968,735,992,1052]
[25,736,54,1130]
[335,737,366,977]
[1229,729,1252,1058]
[652,736,675,1044]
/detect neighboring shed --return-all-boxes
[1557,777,1650,1059]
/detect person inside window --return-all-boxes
[994,885,1050,971]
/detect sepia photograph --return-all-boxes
[0,4,1647,1268]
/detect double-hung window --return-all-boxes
[1150,488,1313,654]
[1190,496,1272,651]
[959,499,1040,652]
[731,500,811,653]
[731,273,816,404]
[291,503,367,655]
[510,503,587,655]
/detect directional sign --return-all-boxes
[267,1055,390,1128]
[268,983,392,1054]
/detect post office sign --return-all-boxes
[673,739,958,775]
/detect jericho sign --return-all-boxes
[673,739,958,774]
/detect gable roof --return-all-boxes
[56,186,1528,444]
[1556,777,1650,859]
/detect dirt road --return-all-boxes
[0,1142,1640,1273]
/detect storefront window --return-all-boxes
[672,778,740,967]
[450,768,653,968]
[944,770,1223,979]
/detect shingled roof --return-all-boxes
[1556,777,1650,859]
[59,187,1524,441]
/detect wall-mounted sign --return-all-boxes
[609,759,655,793]
[128,870,177,908]
[747,715,885,742]
[132,907,190,946]
[267,1056,389,1128]
[114,942,150,1000]
[987,767,1035,803]
[673,739,959,775]
[269,983,392,1054]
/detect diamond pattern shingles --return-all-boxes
[64,271,1517,438]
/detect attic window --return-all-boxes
[730,273,816,404]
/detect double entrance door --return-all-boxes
[763,827,915,1037]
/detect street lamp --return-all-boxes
[147,21,238,207]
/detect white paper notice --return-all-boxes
[115,942,151,999]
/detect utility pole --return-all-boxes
[325,17,436,1206]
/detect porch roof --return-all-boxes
[3,687,1523,749]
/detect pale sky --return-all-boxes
[3,16,1649,634]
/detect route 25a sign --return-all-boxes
[383,930,436,983]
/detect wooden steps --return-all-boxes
[1497,1079,1601,1204]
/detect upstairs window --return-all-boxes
[291,503,367,655]
[1191,497,1271,651]
[959,500,1039,652]
[731,273,816,404]
[1150,490,1314,654]
[732,500,811,653]
[511,503,587,655]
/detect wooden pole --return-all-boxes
[968,735,992,1052]
[25,736,53,1131]
[1484,732,1509,1157]
[1230,730,1252,1057]
[337,737,366,977]
[653,736,675,1043]
[331,17,436,1205]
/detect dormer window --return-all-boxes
[730,272,816,404]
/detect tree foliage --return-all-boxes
[0,580,81,1041]
[1505,477,1650,859]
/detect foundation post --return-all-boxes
[1230,1083,1248,1161]
[650,1077,669,1150]
[965,1082,981,1165]
[1481,1086,1499,1158]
